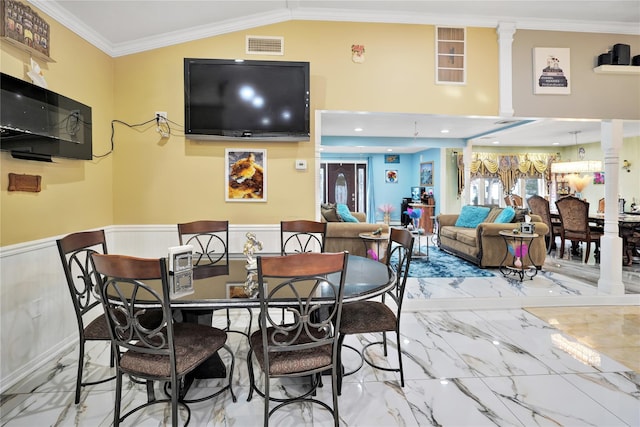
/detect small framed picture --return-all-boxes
[384,154,400,164]
[225,149,267,202]
[533,47,570,95]
[420,161,434,186]
[593,172,605,184]
[385,170,398,183]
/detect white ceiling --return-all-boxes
[28,0,640,152]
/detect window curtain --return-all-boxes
[458,152,555,195]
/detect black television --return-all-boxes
[184,58,310,141]
[0,73,92,161]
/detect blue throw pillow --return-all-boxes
[454,206,490,228]
[494,206,516,223]
[336,204,359,223]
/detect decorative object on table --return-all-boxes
[403,207,422,231]
[622,160,631,173]
[385,169,398,183]
[225,149,266,202]
[533,47,570,95]
[520,222,535,234]
[378,203,395,224]
[351,44,365,63]
[372,227,383,236]
[507,242,529,268]
[384,154,400,164]
[1,0,52,60]
[419,161,434,186]
[243,232,263,297]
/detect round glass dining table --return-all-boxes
[170,254,394,309]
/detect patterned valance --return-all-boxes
[457,152,557,196]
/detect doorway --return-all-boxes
[320,162,367,213]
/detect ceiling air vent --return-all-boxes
[246,36,284,55]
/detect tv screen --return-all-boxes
[184,58,310,141]
[0,72,92,161]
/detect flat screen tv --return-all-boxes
[184,58,310,141]
[0,72,92,161]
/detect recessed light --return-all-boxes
[492,140,500,144]
[440,129,449,134]
[354,127,363,132]
[387,148,393,152]
[552,142,560,145]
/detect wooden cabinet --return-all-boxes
[409,203,436,233]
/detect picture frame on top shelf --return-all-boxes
[419,161,434,186]
[225,149,267,202]
[1,0,51,59]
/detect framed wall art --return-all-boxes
[385,170,398,183]
[419,161,434,186]
[533,47,570,95]
[384,154,400,164]
[593,172,605,185]
[225,149,266,202]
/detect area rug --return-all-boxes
[405,246,496,278]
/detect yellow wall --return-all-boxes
[110,21,499,225]
[0,8,114,246]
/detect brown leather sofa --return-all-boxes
[437,207,549,268]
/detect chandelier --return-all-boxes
[550,131,603,174]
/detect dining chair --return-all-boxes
[177,220,229,278]
[336,227,413,395]
[555,195,603,263]
[527,195,561,253]
[91,253,236,427]
[280,220,327,255]
[56,230,116,404]
[246,252,349,427]
[177,220,251,333]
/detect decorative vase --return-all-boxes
[383,213,390,225]
[413,218,420,233]
[514,257,522,268]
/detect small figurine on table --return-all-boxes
[243,232,263,297]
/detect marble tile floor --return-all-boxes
[1,302,639,427]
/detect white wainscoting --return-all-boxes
[0,223,280,393]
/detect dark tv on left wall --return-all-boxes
[0,73,92,161]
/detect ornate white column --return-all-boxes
[598,120,624,294]
[496,22,516,117]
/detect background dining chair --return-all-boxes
[527,195,561,253]
[56,230,116,404]
[280,220,327,255]
[177,220,250,332]
[246,252,348,427]
[336,227,413,395]
[555,195,603,263]
[177,220,229,278]
[91,253,236,427]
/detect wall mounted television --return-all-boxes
[0,73,92,162]
[184,58,310,141]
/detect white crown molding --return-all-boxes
[28,1,640,58]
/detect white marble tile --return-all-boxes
[481,374,630,426]
[2,280,637,427]
[403,378,524,426]
[561,371,640,426]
